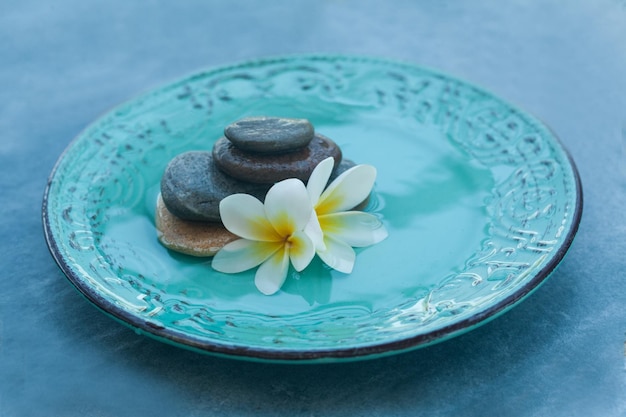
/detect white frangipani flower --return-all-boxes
[211,157,387,295]
[212,178,320,295]
[305,157,388,273]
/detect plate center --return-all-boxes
[99,114,494,318]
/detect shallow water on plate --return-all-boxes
[99,112,494,318]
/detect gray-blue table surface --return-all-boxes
[1,1,625,416]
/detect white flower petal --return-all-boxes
[306,156,334,206]
[255,246,290,295]
[287,230,315,272]
[219,194,282,242]
[264,178,312,236]
[317,236,356,274]
[212,239,282,273]
[317,164,377,214]
[319,212,388,247]
[304,210,326,251]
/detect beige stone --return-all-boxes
[155,194,237,257]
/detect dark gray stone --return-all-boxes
[160,151,271,222]
[224,116,314,153]
[212,133,342,184]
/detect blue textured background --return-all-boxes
[1,1,625,416]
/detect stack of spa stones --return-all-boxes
[156,116,357,256]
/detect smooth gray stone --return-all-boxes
[212,133,342,184]
[160,151,270,222]
[224,116,314,153]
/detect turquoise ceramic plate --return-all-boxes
[43,55,582,363]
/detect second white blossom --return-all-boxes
[305,157,388,273]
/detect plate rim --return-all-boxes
[42,53,584,362]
